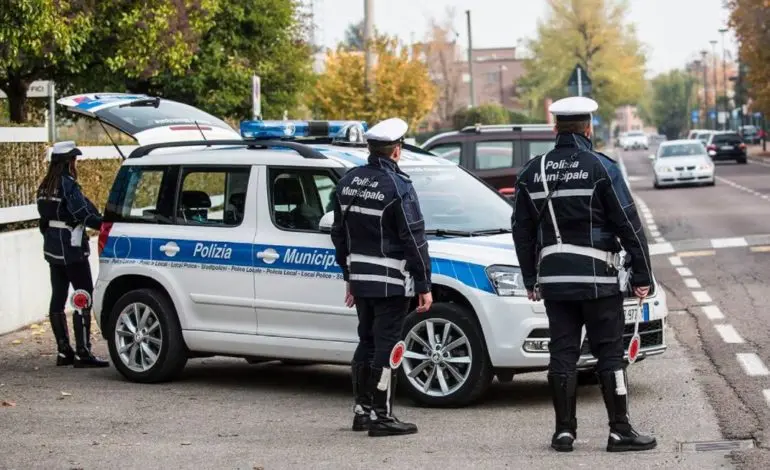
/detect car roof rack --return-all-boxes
[127,139,327,160]
[459,123,554,133]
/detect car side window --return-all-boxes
[523,140,556,161]
[269,168,337,232]
[105,166,174,224]
[475,141,514,169]
[175,166,251,227]
[427,143,462,164]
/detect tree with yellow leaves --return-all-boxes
[519,0,647,122]
[309,36,437,132]
[728,0,770,115]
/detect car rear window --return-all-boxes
[712,133,741,144]
[474,141,514,169]
[105,165,176,224]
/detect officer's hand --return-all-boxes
[344,283,355,308]
[633,285,650,299]
[527,289,541,302]
[416,292,433,313]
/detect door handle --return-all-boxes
[256,250,279,261]
[159,242,180,255]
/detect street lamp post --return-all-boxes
[499,64,507,106]
[701,50,709,128]
[719,28,729,130]
[710,40,718,130]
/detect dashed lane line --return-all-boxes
[714,324,745,344]
[692,291,713,303]
[669,256,683,266]
[676,267,693,276]
[737,353,770,376]
[763,390,770,408]
[684,278,702,289]
[750,246,770,253]
[711,237,749,248]
[702,305,725,320]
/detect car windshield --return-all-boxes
[628,132,644,137]
[658,143,705,158]
[407,165,512,233]
[696,132,711,141]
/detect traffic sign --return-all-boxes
[567,64,592,97]
[691,110,699,124]
[709,109,717,120]
[0,80,53,99]
[592,115,600,126]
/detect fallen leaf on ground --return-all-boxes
[11,340,21,345]
[180,442,191,446]
[1,400,16,407]
[30,324,40,330]
[60,392,72,397]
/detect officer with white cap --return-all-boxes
[330,117,432,437]
[37,141,109,369]
[511,97,655,452]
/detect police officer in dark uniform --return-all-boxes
[37,141,109,368]
[511,97,656,453]
[330,117,433,437]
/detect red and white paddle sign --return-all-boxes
[70,289,91,312]
[390,341,406,369]
[627,297,644,364]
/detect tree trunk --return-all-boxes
[5,77,30,124]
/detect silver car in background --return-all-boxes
[650,139,716,188]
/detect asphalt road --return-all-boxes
[619,146,770,469]
[0,314,732,469]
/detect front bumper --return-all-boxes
[655,169,714,186]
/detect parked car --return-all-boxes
[57,92,669,408]
[695,131,713,146]
[650,139,715,188]
[421,124,557,198]
[619,131,649,150]
[687,129,709,140]
[704,131,748,163]
[739,125,761,144]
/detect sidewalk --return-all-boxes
[748,144,770,160]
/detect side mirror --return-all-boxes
[648,154,655,161]
[318,211,334,233]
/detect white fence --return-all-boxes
[0,230,99,335]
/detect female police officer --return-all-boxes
[37,141,109,368]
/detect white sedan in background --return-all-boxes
[650,139,715,188]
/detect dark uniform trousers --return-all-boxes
[353,297,410,368]
[545,293,624,375]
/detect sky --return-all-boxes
[312,0,739,77]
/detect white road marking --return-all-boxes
[628,175,645,182]
[650,230,661,238]
[763,390,770,408]
[684,278,702,288]
[649,242,675,255]
[702,305,725,320]
[669,256,683,266]
[716,175,769,200]
[736,353,770,376]
[648,224,658,231]
[654,237,666,243]
[676,267,693,276]
[714,324,745,344]
[711,237,748,248]
[692,291,713,303]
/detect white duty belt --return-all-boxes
[48,220,84,247]
[536,152,622,273]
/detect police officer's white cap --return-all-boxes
[365,118,408,144]
[51,140,82,162]
[549,96,598,121]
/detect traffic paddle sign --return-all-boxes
[70,289,91,312]
[390,341,406,369]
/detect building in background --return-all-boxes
[613,105,645,133]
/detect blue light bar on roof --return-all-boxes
[240,120,368,142]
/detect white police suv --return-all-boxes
[59,93,668,407]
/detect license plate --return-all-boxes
[721,145,733,150]
[624,303,649,323]
[680,171,693,178]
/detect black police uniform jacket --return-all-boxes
[37,172,103,266]
[511,133,652,301]
[331,155,432,298]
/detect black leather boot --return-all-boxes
[368,367,417,437]
[351,362,372,431]
[49,312,75,366]
[73,310,109,368]
[548,373,578,452]
[599,369,657,452]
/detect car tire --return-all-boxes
[107,288,188,383]
[737,158,748,164]
[398,303,493,408]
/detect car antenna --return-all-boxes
[97,120,127,160]
[194,120,210,147]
